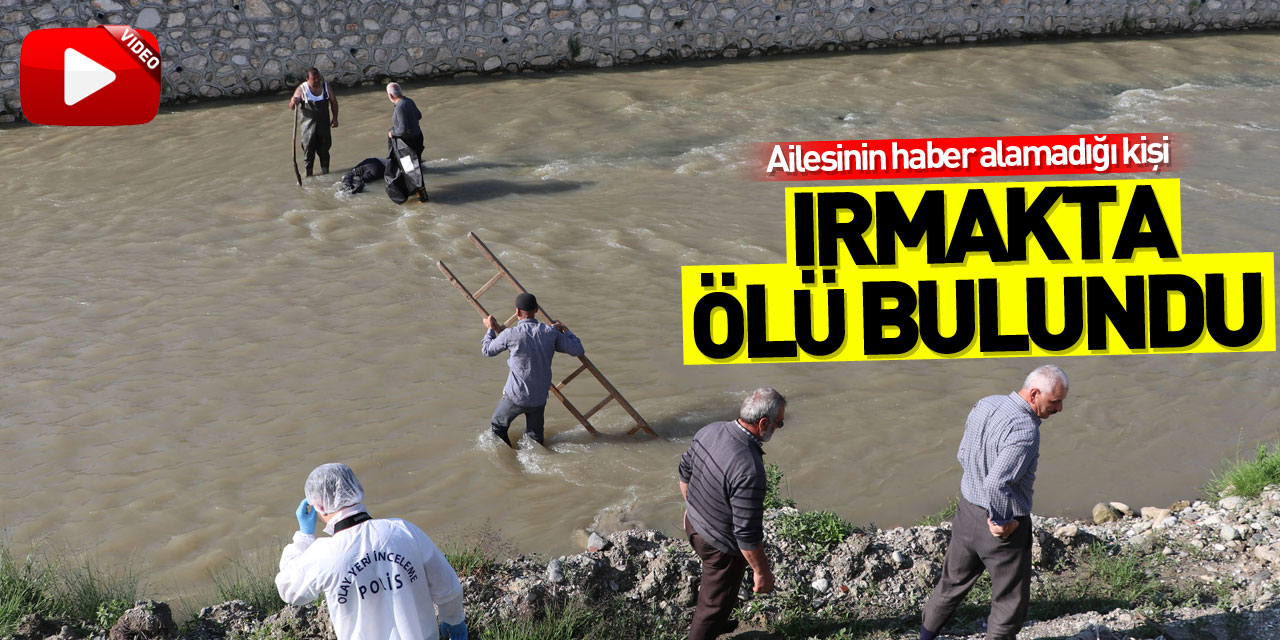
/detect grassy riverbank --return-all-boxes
[7,450,1280,639]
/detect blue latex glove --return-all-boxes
[440,620,467,640]
[295,498,317,535]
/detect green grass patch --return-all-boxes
[211,551,281,616]
[765,463,796,510]
[773,510,857,561]
[57,551,142,624]
[442,541,495,578]
[944,542,1209,634]
[0,546,62,636]
[916,496,959,527]
[442,522,514,578]
[478,596,684,640]
[0,543,143,635]
[1205,442,1280,499]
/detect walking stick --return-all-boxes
[291,107,302,186]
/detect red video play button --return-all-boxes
[20,26,161,126]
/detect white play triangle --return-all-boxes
[63,47,116,106]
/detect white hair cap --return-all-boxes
[305,463,365,515]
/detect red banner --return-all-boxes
[99,25,162,88]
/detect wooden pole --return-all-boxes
[291,107,302,186]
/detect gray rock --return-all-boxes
[263,604,335,640]
[108,601,175,640]
[14,613,59,639]
[1221,495,1245,510]
[811,577,830,592]
[1109,502,1134,517]
[587,531,610,552]
[243,0,272,19]
[547,558,564,583]
[1093,502,1124,524]
[1254,544,1280,564]
[1141,506,1171,521]
[135,8,161,30]
[1221,525,1241,542]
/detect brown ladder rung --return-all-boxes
[550,386,598,435]
[582,395,615,420]
[474,271,505,299]
[557,363,589,389]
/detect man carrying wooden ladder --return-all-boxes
[481,292,585,448]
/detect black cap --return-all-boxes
[515,292,538,311]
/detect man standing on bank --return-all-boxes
[287,68,339,177]
[275,463,468,640]
[678,388,785,640]
[918,365,1069,640]
[482,292,584,447]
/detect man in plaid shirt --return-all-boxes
[918,365,1069,640]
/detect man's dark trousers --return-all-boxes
[490,394,546,445]
[687,530,747,640]
[921,496,1032,640]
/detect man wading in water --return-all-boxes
[288,67,339,177]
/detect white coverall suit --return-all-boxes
[276,511,465,640]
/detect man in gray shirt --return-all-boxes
[482,292,584,447]
[918,365,1069,640]
[678,388,785,640]
[386,82,423,159]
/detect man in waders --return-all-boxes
[288,68,339,177]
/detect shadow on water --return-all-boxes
[425,161,523,175]
[426,178,589,204]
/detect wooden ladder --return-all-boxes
[437,232,657,439]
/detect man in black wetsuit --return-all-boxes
[288,68,339,176]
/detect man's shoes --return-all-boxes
[717,619,739,636]
[418,189,429,203]
[491,429,515,448]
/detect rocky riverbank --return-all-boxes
[14,488,1280,639]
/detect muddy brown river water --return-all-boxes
[1,33,1278,600]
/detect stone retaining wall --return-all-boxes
[2,0,1278,122]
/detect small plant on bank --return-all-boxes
[764,463,796,510]
[916,496,959,527]
[94,598,131,631]
[1205,441,1280,499]
[773,510,857,561]
[443,522,515,578]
